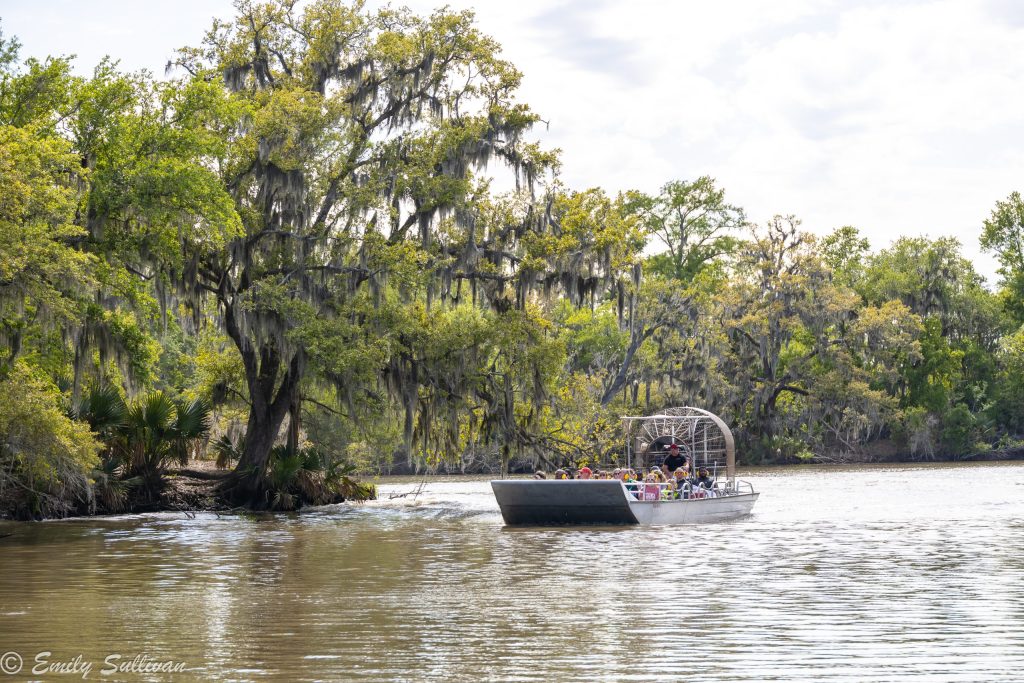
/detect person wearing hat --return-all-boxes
[578,466,593,480]
[672,467,690,499]
[662,442,688,473]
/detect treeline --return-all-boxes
[2,2,1024,518]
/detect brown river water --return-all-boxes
[1,462,1023,682]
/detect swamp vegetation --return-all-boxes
[3,1,1024,518]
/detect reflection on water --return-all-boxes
[1,463,1024,681]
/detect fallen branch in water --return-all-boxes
[388,478,428,500]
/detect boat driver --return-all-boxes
[662,442,688,473]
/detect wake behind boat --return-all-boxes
[491,407,759,525]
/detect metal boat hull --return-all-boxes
[491,480,639,525]
[490,480,758,526]
[628,492,759,525]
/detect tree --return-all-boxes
[981,191,1024,324]
[0,36,93,374]
[981,191,1024,278]
[717,217,839,444]
[0,124,94,372]
[710,217,925,459]
[820,225,869,288]
[0,28,165,394]
[859,236,991,341]
[633,176,744,282]
[990,327,1024,433]
[128,1,578,500]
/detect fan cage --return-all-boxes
[622,407,736,480]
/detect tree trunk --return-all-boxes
[287,397,301,455]
[220,301,303,505]
[230,400,289,504]
[601,326,655,406]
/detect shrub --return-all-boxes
[0,363,101,518]
[265,445,374,511]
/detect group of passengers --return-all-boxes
[533,443,718,501]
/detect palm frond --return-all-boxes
[75,385,127,435]
[174,398,211,440]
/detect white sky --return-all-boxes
[4,0,1022,281]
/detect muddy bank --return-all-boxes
[1,460,376,521]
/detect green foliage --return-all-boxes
[904,317,962,413]
[265,445,373,510]
[982,192,1024,325]
[940,404,977,458]
[212,434,242,470]
[894,406,938,460]
[631,176,744,282]
[820,226,870,288]
[988,327,1024,433]
[74,384,127,437]
[0,362,101,518]
[6,6,1024,519]
[981,191,1024,280]
[102,392,212,496]
[0,124,94,369]
[860,236,987,336]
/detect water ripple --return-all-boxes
[0,462,1023,681]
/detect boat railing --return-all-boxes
[623,481,674,501]
[622,480,751,501]
[717,479,755,495]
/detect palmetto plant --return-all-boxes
[171,399,211,466]
[74,385,128,437]
[98,392,210,496]
[212,434,242,470]
[90,456,141,513]
[265,445,368,510]
[75,386,135,512]
[73,387,213,505]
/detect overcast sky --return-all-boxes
[4,0,1022,281]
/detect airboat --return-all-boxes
[491,407,759,525]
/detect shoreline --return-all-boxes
[4,453,1024,523]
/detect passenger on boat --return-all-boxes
[578,466,592,480]
[644,467,670,499]
[672,467,690,499]
[641,472,660,501]
[663,476,677,500]
[622,469,639,498]
[696,467,712,486]
[695,467,716,496]
[533,471,547,479]
[554,468,568,480]
[662,443,688,473]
